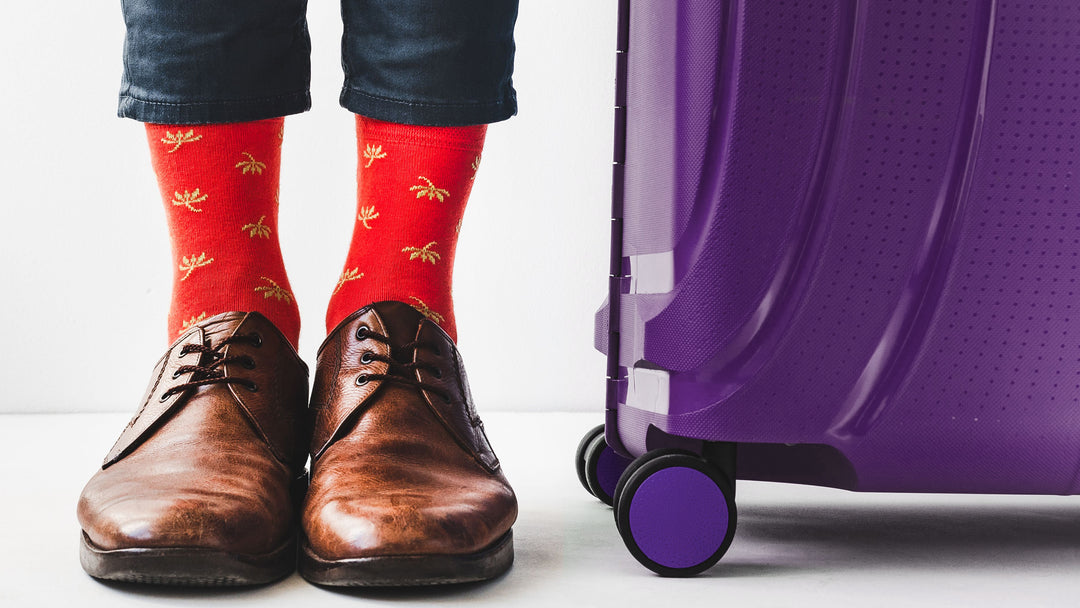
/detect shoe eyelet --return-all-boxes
[360,351,374,365]
[355,375,370,386]
[355,325,370,341]
[172,369,183,380]
[432,368,443,379]
[159,393,170,403]
[244,382,259,393]
[250,333,263,348]
[432,345,442,356]
[241,356,257,370]
[442,394,452,404]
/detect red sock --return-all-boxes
[146,118,301,348]
[325,116,486,340]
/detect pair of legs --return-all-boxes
[78,0,520,587]
[151,114,484,344]
[124,0,518,341]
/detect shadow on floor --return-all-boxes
[727,499,1080,572]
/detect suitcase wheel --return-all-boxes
[613,451,737,577]
[575,425,633,505]
[575,424,605,495]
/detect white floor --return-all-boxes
[3,412,1079,607]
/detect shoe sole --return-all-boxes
[79,532,297,587]
[299,529,514,587]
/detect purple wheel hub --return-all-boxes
[627,466,729,569]
[596,446,632,498]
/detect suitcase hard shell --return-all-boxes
[580,0,1080,575]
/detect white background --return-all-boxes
[0,1,617,414]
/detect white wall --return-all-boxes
[0,1,617,413]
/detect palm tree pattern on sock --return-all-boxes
[324,116,488,341]
[147,118,301,347]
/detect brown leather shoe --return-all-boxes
[77,312,308,586]
[300,301,517,586]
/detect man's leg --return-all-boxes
[78,0,311,586]
[147,118,300,347]
[324,0,519,338]
[300,0,521,587]
[324,116,485,340]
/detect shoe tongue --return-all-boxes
[197,312,247,346]
[370,301,425,359]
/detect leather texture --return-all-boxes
[78,311,308,556]
[303,301,517,560]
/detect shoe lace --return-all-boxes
[160,332,263,400]
[354,327,454,403]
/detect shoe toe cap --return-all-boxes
[303,487,516,560]
[78,469,292,555]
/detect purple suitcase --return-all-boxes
[576,0,1080,575]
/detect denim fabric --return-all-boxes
[118,0,518,126]
[339,1,518,126]
[119,0,312,124]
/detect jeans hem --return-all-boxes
[117,91,312,125]
[339,86,517,127]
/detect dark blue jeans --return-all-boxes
[119,0,519,126]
